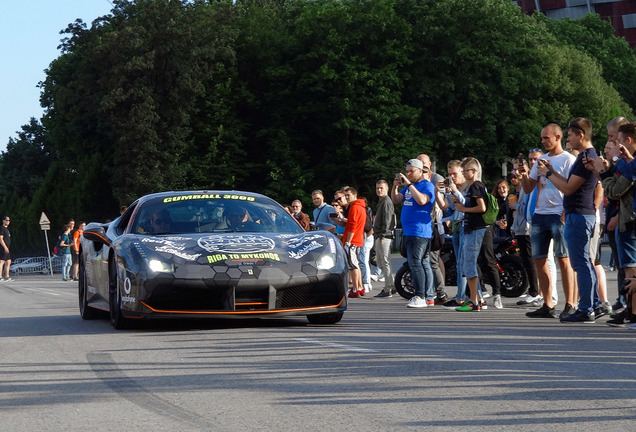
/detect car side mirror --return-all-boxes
[82,226,111,247]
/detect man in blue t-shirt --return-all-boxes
[391,158,435,308]
[538,117,599,323]
[311,190,336,229]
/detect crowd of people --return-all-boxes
[292,118,636,328]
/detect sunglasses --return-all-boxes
[462,168,475,173]
[568,122,585,135]
[529,148,541,153]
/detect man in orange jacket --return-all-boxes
[342,186,367,298]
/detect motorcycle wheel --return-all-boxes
[394,263,415,300]
[498,255,528,298]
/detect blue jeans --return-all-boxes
[452,232,467,301]
[404,236,434,300]
[616,227,636,269]
[358,234,374,285]
[531,214,568,259]
[564,213,598,313]
[460,228,486,279]
[62,254,72,279]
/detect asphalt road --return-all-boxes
[1,264,635,432]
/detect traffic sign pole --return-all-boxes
[39,212,53,277]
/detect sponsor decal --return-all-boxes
[198,234,275,254]
[328,237,336,253]
[155,246,201,261]
[163,194,256,203]
[122,277,136,303]
[140,238,200,261]
[122,295,136,303]
[286,234,323,249]
[289,241,322,259]
[207,252,280,263]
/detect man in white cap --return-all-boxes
[391,159,436,308]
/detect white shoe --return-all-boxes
[482,292,491,299]
[516,294,540,305]
[370,275,379,282]
[364,284,372,293]
[4,277,13,282]
[379,277,385,282]
[406,296,427,308]
[493,294,503,309]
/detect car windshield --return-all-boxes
[130,193,304,235]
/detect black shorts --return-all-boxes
[71,249,79,265]
[0,250,10,261]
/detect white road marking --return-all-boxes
[295,337,378,353]
[24,287,75,297]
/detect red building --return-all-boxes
[514,0,636,47]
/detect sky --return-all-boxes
[1,1,115,152]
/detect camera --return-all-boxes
[328,212,338,218]
[444,176,451,186]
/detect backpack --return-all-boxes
[364,205,374,233]
[482,192,499,226]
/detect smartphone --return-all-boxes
[444,176,452,186]
[328,212,338,218]
[517,153,524,165]
[395,173,404,184]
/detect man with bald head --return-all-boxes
[518,123,576,319]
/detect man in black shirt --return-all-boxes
[0,216,12,281]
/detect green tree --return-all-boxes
[540,13,636,113]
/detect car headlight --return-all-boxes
[316,254,336,270]
[147,259,174,273]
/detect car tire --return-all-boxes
[109,257,130,329]
[306,311,344,325]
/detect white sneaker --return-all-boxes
[406,296,427,308]
[4,277,13,282]
[370,275,379,282]
[493,294,503,309]
[379,277,385,282]
[516,294,540,305]
[482,292,491,299]
[364,284,372,293]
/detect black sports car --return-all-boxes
[79,191,347,329]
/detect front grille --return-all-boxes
[276,281,341,309]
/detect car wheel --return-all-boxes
[109,257,129,329]
[394,263,415,300]
[79,255,101,320]
[307,311,343,325]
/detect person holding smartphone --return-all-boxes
[391,159,436,308]
[537,118,599,323]
[520,123,576,320]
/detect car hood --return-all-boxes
[131,231,339,266]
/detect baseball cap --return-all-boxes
[406,159,424,170]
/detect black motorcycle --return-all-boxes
[394,235,528,300]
